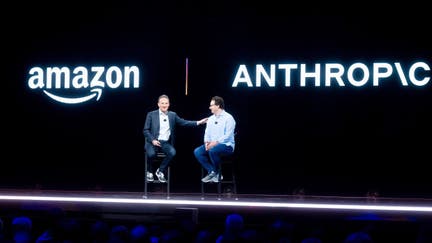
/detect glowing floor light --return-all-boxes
[1,195,432,213]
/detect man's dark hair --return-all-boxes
[212,96,224,109]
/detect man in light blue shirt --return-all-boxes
[194,96,236,183]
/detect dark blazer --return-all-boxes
[143,109,198,146]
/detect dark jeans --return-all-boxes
[145,141,176,173]
[194,143,233,174]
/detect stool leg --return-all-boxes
[167,167,170,199]
[144,180,148,199]
[217,164,222,200]
[217,176,222,200]
[144,155,148,199]
[201,168,205,200]
[232,166,238,200]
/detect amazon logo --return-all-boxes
[27,65,140,104]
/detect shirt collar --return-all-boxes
[159,110,168,116]
[215,109,225,118]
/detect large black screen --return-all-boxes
[5,2,431,198]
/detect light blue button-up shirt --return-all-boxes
[204,110,236,150]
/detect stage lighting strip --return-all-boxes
[0,195,432,213]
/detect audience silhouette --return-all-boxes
[0,211,427,243]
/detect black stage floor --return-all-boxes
[1,189,432,222]
[1,189,432,241]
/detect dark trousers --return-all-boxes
[194,143,233,174]
[145,141,176,173]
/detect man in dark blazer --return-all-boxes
[143,94,207,182]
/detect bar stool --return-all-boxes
[201,153,238,200]
[144,152,171,199]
